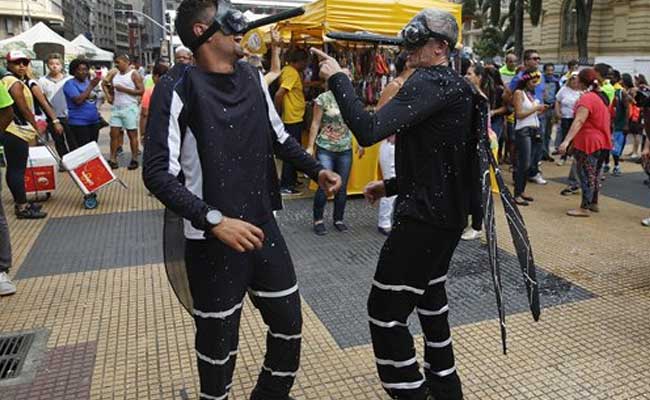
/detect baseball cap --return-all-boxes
[6,50,31,62]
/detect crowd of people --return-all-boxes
[457,51,650,236]
[0,1,649,399]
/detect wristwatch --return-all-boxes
[205,209,224,231]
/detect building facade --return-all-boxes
[0,0,64,39]
[523,0,650,74]
[91,0,117,51]
[114,1,131,56]
[62,0,91,41]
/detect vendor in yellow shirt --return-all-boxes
[275,48,309,195]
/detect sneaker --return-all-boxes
[556,158,566,166]
[377,227,391,236]
[560,186,579,196]
[461,228,482,241]
[529,173,547,185]
[603,164,611,174]
[333,221,349,232]
[313,222,327,236]
[612,165,622,177]
[127,159,139,170]
[15,204,47,219]
[280,188,302,196]
[641,217,650,227]
[0,272,16,296]
[107,160,119,169]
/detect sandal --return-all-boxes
[567,208,590,217]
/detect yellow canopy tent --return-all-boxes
[274,0,462,195]
[276,0,462,43]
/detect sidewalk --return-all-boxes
[1,135,649,399]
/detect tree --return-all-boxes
[575,0,594,63]
[474,26,504,59]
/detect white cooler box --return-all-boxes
[62,142,117,195]
[25,146,58,198]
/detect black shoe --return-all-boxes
[127,159,139,170]
[378,227,391,236]
[28,202,43,211]
[15,204,47,219]
[333,221,348,232]
[107,160,119,169]
[560,186,579,196]
[313,222,327,236]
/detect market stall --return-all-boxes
[270,0,462,194]
[71,35,114,63]
[0,22,85,63]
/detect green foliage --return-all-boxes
[529,0,543,26]
[463,0,478,18]
[474,26,504,59]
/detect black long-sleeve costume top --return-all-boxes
[143,61,323,239]
[329,65,477,230]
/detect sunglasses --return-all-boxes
[10,59,30,66]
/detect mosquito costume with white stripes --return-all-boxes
[325,9,540,399]
[143,61,324,400]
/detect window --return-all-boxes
[562,0,578,46]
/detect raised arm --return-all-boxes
[258,70,340,195]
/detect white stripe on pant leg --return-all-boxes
[196,349,238,366]
[416,305,449,316]
[428,275,447,286]
[375,355,418,368]
[249,284,298,298]
[268,330,302,340]
[200,392,228,400]
[425,337,453,349]
[199,382,233,399]
[193,302,243,319]
[372,279,425,295]
[423,362,457,377]
[381,378,426,390]
[261,364,298,377]
[369,316,409,328]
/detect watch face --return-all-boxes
[206,210,223,225]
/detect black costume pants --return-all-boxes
[368,217,463,400]
[185,218,302,400]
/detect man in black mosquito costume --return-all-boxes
[313,8,540,400]
[142,1,341,399]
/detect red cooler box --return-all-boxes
[25,146,58,197]
[62,142,117,195]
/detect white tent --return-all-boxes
[0,22,85,61]
[71,34,114,62]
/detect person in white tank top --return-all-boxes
[107,55,144,170]
[512,70,547,206]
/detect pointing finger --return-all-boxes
[310,47,331,61]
